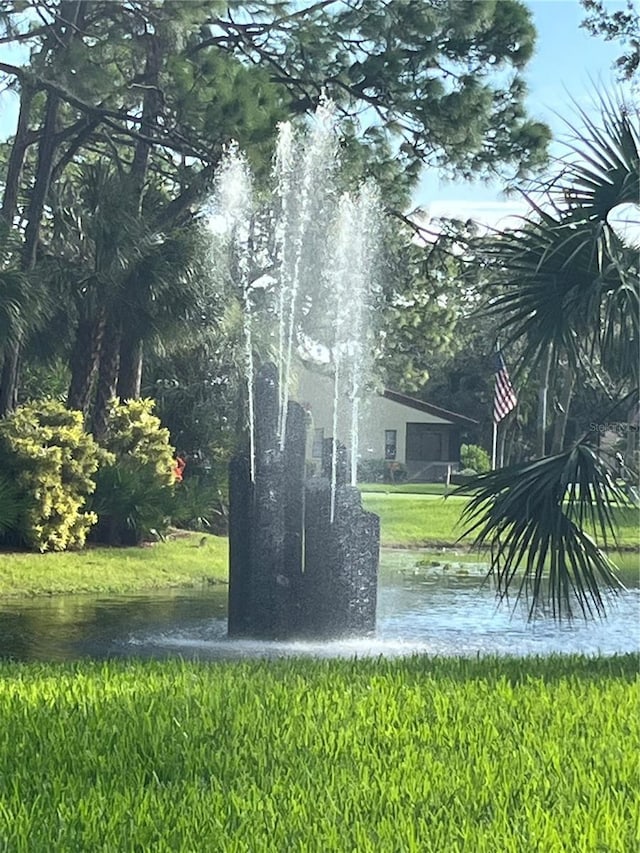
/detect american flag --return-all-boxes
[493,350,517,423]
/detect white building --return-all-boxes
[296,369,478,482]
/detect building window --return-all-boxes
[385,429,397,460]
[312,428,324,458]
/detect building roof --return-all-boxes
[382,388,479,427]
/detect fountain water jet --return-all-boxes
[327,182,381,515]
[211,147,256,480]
[215,105,381,640]
[273,103,339,449]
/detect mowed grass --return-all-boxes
[0,655,637,852]
[360,482,456,495]
[0,532,228,597]
[362,492,475,546]
[363,492,640,550]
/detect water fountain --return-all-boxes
[215,104,382,640]
[228,364,379,640]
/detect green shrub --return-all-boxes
[172,472,228,535]
[91,399,177,545]
[0,473,28,541]
[357,458,385,483]
[90,464,175,545]
[0,401,106,551]
[460,443,491,474]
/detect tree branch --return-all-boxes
[0,61,222,163]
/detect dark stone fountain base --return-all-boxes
[228,364,379,640]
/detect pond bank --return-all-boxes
[1,533,637,599]
[0,532,228,598]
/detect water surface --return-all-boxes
[0,551,637,662]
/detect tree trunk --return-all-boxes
[100,32,162,404]
[0,83,35,417]
[0,82,36,415]
[91,315,122,439]
[21,93,60,270]
[0,0,84,417]
[0,82,35,225]
[0,349,20,414]
[117,335,143,400]
[21,3,86,266]
[0,2,85,415]
[0,92,61,416]
[67,311,106,415]
[549,364,575,455]
[130,33,162,208]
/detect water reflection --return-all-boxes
[0,588,228,663]
[0,551,638,662]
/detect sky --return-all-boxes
[418,0,635,228]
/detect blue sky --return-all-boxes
[421,0,634,226]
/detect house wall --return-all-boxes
[358,395,453,463]
[296,369,459,474]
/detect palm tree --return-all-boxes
[463,92,639,619]
[47,161,213,436]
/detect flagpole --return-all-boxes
[491,421,498,470]
[492,341,499,470]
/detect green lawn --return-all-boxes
[362,492,472,546]
[362,492,640,551]
[360,482,456,495]
[0,532,228,597]
[0,654,636,852]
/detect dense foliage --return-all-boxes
[0,471,25,539]
[0,395,186,551]
[171,472,229,534]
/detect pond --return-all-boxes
[1,550,638,662]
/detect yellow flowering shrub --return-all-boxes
[0,401,110,551]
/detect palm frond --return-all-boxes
[485,215,615,372]
[559,90,639,219]
[458,443,632,620]
[0,223,54,344]
[481,91,639,380]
